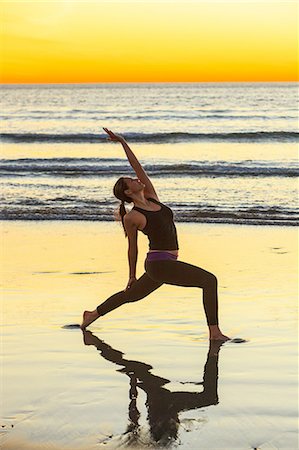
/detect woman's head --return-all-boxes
[113,177,144,203]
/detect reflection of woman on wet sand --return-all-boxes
[83,330,223,446]
[81,128,229,341]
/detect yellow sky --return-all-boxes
[1,1,298,83]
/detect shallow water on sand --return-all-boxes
[1,221,298,449]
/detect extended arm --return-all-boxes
[103,128,158,199]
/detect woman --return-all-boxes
[81,128,229,341]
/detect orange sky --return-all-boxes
[1,1,298,83]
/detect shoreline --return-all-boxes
[1,218,298,227]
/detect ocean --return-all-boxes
[1,82,298,225]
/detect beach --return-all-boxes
[1,220,298,450]
[1,81,298,449]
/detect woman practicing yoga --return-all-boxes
[81,128,229,341]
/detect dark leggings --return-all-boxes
[96,259,219,326]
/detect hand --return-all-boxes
[125,276,137,291]
[103,127,125,143]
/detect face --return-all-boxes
[124,177,145,195]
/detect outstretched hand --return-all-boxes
[103,127,125,143]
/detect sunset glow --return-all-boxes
[1,1,298,83]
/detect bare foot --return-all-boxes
[80,310,99,330]
[209,325,230,341]
[209,333,230,341]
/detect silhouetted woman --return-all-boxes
[81,128,229,341]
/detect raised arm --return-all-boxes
[103,128,158,200]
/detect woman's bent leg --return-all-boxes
[146,260,219,326]
[146,260,229,340]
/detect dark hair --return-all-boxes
[113,177,132,237]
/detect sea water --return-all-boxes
[1,82,298,225]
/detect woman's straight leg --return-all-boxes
[96,272,163,316]
[81,273,162,329]
[146,260,219,326]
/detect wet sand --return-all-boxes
[1,221,298,449]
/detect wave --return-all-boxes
[1,158,298,178]
[1,203,297,226]
[2,113,296,121]
[1,131,298,143]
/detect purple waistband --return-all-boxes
[146,251,178,262]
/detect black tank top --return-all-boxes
[133,198,179,250]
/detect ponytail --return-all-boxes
[113,177,132,238]
[119,201,127,237]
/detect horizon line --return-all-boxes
[1,80,298,85]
